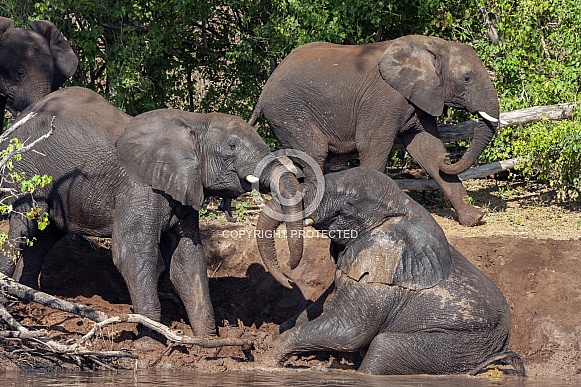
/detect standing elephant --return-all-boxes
[249,35,502,226]
[0,16,78,130]
[0,87,303,337]
[255,167,524,375]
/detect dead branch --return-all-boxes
[437,103,579,144]
[0,272,109,322]
[395,158,520,191]
[0,330,47,338]
[0,272,251,350]
[0,113,55,170]
[80,314,251,350]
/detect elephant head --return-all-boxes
[378,35,500,175]
[116,110,304,252]
[0,17,78,129]
[256,166,452,289]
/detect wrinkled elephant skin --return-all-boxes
[256,167,524,375]
[0,16,78,130]
[250,35,501,226]
[0,87,302,338]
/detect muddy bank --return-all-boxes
[1,217,579,379]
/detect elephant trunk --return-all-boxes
[259,161,304,272]
[256,198,295,289]
[438,110,498,176]
[256,181,317,289]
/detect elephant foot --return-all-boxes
[456,205,486,227]
[134,335,166,351]
[134,324,168,350]
[257,350,286,368]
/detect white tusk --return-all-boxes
[499,118,510,126]
[303,218,314,227]
[478,111,499,123]
[245,174,259,184]
[277,156,299,174]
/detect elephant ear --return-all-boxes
[27,20,78,90]
[378,35,445,117]
[116,111,205,210]
[0,16,14,34]
[339,215,453,290]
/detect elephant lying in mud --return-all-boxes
[256,167,524,375]
[0,87,303,338]
[250,35,504,227]
[0,17,78,130]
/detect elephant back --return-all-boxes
[11,87,130,183]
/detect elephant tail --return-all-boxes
[248,98,263,127]
[468,350,526,377]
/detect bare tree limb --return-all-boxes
[1,272,251,350]
[395,158,520,190]
[0,272,109,322]
[80,314,251,350]
[0,114,54,171]
[436,103,579,144]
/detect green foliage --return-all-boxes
[0,133,53,252]
[2,0,581,200]
[483,114,581,200]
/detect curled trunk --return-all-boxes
[260,162,304,271]
[255,199,295,289]
[438,117,497,175]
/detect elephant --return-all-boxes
[0,86,303,338]
[255,167,524,375]
[249,35,503,227]
[0,16,78,130]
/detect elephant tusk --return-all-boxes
[277,155,299,175]
[303,218,314,227]
[245,174,260,184]
[499,118,510,126]
[478,111,499,123]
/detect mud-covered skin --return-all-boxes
[271,247,510,374]
[250,35,502,226]
[0,87,302,338]
[257,167,523,375]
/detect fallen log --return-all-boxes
[437,102,578,143]
[394,158,520,191]
[0,272,251,370]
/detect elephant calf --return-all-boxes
[256,167,524,375]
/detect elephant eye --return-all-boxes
[230,143,237,150]
[463,73,474,84]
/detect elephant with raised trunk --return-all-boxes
[250,35,503,226]
[0,87,303,337]
[0,16,78,130]
[255,167,524,375]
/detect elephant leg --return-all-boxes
[267,276,385,365]
[358,330,495,375]
[168,233,216,337]
[0,199,64,287]
[111,232,163,322]
[401,130,485,226]
[0,96,6,132]
[278,282,335,336]
[111,199,164,323]
[13,226,65,288]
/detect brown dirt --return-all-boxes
[0,177,580,379]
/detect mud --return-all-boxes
[1,215,579,379]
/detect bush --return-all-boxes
[482,113,581,201]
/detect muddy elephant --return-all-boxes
[250,35,503,227]
[0,87,303,337]
[0,16,78,130]
[255,167,524,375]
